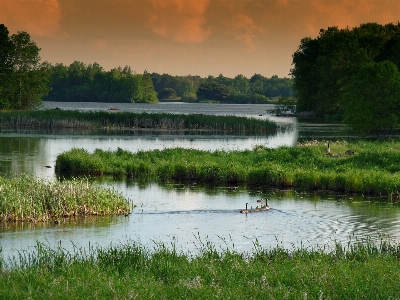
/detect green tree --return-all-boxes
[342,61,400,136]
[0,28,50,109]
[196,81,232,102]
[159,87,177,100]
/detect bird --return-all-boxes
[255,206,259,212]
[261,198,270,210]
[345,150,355,155]
[240,203,249,213]
[324,142,330,153]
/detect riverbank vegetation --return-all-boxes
[0,175,130,223]
[1,238,400,298]
[0,110,277,132]
[56,140,400,196]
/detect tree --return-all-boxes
[342,61,400,136]
[159,88,177,100]
[196,81,232,102]
[292,22,400,116]
[0,25,50,109]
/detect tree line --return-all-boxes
[43,63,158,103]
[292,22,400,135]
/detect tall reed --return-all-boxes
[0,174,130,222]
[0,110,276,132]
[56,140,400,196]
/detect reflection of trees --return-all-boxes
[0,136,40,176]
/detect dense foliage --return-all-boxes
[151,72,293,103]
[0,24,50,110]
[44,63,158,103]
[56,140,400,196]
[292,22,400,117]
[342,61,400,136]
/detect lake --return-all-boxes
[1,102,399,262]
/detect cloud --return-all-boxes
[0,0,62,37]
[147,0,211,43]
[234,14,263,51]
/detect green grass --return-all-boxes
[0,174,131,222]
[56,140,400,196]
[1,238,399,299]
[0,110,277,132]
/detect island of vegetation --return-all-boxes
[56,140,400,197]
[0,175,131,223]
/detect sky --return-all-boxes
[1,0,400,78]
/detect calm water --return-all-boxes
[1,102,399,262]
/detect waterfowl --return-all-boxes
[324,142,330,153]
[255,206,259,212]
[345,150,355,155]
[240,203,249,213]
[261,198,270,210]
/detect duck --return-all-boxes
[240,203,249,213]
[324,142,330,153]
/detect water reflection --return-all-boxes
[2,182,399,262]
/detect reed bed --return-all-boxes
[56,140,400,196]
[0,174,130,222]
[1,238,399,299]
[0,110,276,132]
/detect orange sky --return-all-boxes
[1,0,400,78]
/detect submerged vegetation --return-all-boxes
[0,175,130,223]
[0,110,277,132]
[56,140,400,196]
[1,238,400,298]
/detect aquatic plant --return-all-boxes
[0,110,277,132]
[56,140,400,196]
[0,174,130,222]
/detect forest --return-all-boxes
[44,63,294,104]
[291,22,400,135]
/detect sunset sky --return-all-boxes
[1,0,400,78]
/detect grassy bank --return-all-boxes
[56,140,400,196]
[1,239,399,299]
[0,110,276,132]
[0,175,130,222]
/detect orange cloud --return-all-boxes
[0,0,62,37]
[147,0,211,43]
[234,13,263,51]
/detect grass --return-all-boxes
[0,110,277,132]
[56,139,400,196]
[0,237,399,299]
[0,174,131,222]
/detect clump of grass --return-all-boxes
[0,110,277,132]
[1,238,400,299]
[56,140,400,196]
[0,174,130,222]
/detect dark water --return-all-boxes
[1,102,399,262]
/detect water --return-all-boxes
[1,102,399,262]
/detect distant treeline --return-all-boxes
[43,62,293,104]
[43,63,158,104]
